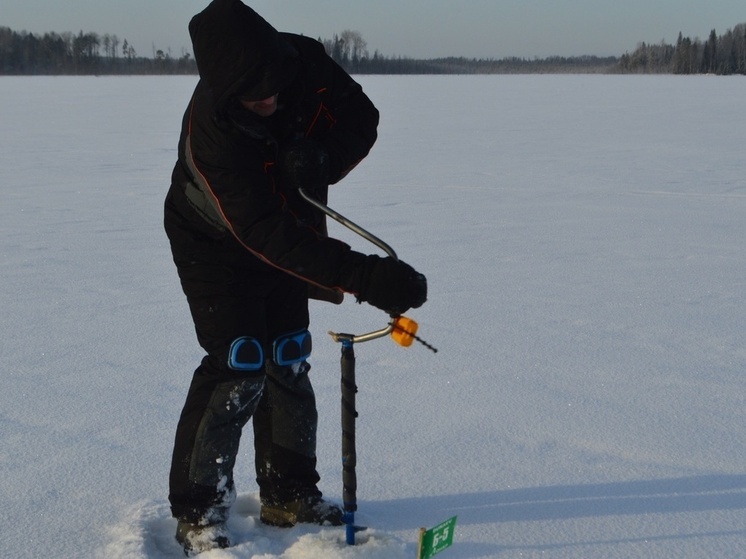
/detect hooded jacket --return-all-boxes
[167,0,380,296]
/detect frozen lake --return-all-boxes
[1,74,745,558]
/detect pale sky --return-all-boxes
[2,0,744,59]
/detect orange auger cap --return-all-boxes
[391,316,418,347]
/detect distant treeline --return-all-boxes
[0,28,196,75]
[318,30,618,74]
[2,22,745,76]
[618,24,746,74]
[322,26,746,75]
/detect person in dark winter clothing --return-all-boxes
[163,0,427,554]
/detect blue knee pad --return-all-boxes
[273,329,312,366]
[227,336,264,371]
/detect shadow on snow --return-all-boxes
[370,473,746,526]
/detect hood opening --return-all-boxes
[189,0,298,112]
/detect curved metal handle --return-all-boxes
[298,188,398,260]
[328,322,394,345]
[300,187,400,344]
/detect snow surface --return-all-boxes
[1,74,745,558]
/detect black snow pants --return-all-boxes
[164,195,322,524]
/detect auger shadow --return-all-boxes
[367,474,746,529]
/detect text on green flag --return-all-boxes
[418,515,457,559]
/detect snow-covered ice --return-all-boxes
[1,74,744,558]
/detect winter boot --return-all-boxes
[260,495,344,527]
[175,520,231,556]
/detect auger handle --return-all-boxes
[328,323,394,345]
[300,188,433,348]
[298,188,398,261]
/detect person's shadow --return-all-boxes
[362,474,746,557]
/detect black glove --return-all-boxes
[277,139,330,194]
[357,256,427,316]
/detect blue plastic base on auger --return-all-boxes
[343,511,367,545]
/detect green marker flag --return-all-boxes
[417,516,457,559]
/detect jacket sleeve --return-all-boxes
[291,36,380,183]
